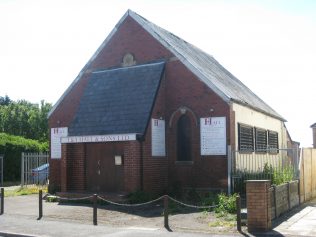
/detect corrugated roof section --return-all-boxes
[68,61,165,136]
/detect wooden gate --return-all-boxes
[300,148,316,202]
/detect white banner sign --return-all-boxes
[200,117,226,155]
[61,133,137,144]
[51,127,68,159]
[152,119,166,156]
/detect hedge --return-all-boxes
[0,133,48,181]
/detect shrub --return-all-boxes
[0,133,48,181]
[127,190,154,204]
[215,193,237,214]
[272,165,294,185]
[234,163,295,193]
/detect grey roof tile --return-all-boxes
[68,61,165,136]
[128,10,285,121]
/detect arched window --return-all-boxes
[177,115,192,161]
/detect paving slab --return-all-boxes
[260,199,316,237]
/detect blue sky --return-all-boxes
[1,0,315,146]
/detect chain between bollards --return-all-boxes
[1,187,4,215]
[38,189,43,220]
[93,194,97,225]
[236,194,241,231]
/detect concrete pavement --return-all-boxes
[2,194,316,236]
[271,199,316,237]
[0,214,244,237]
[0,194,242,237]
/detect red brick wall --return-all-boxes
[89,16,174,70]
[142,74,168,194]
[165,60,230,191]
[123,141,142,192]
[49,15,231,194]
[246,180,272,232]
[61,143,86,192]
[49,159,61,192]
[49,16,173,191]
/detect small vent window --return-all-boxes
[268,131,279,151]
[255,128,267,151]
[238,124,254,152]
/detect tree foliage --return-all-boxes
[0,95,11,106]
[0,95,52,142]
[0,132,48,181]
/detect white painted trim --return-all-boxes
[61,133,137,144]
[227,145,232,195]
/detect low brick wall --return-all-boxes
[247,180,300,232]
[246,180,272,232]
[270,180,299,219]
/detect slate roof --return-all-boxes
[68,61,165,136]
[127,11,284,121]
[311,123,316,128]
[48,10,284,121]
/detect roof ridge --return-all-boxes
[49,9,285,121]
[128,9,284,121]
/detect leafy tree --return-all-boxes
[0,95,11,106]
[0,96,52,142]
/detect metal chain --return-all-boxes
[97,195,164,207]
[168,196,218,209]
[58,195,94,201]
[42,192,219,209]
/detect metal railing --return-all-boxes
[21,152,49,186]
[231,148,299,193]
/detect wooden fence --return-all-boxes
[299,148,316,202]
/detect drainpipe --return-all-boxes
[138,135,144,191]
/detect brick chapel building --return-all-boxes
[48,10,288,194]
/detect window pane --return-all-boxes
[177,115,191,161]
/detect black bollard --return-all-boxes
[1,187,4,215]
[93,194,97,225]
[164,195,169,229]
[236,194,241,231]
[38,189,43,220]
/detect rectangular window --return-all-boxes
[238,124,254,152]
[255,128,267,152]
[268,130,279,151]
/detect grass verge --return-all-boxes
[4,185,48,197]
